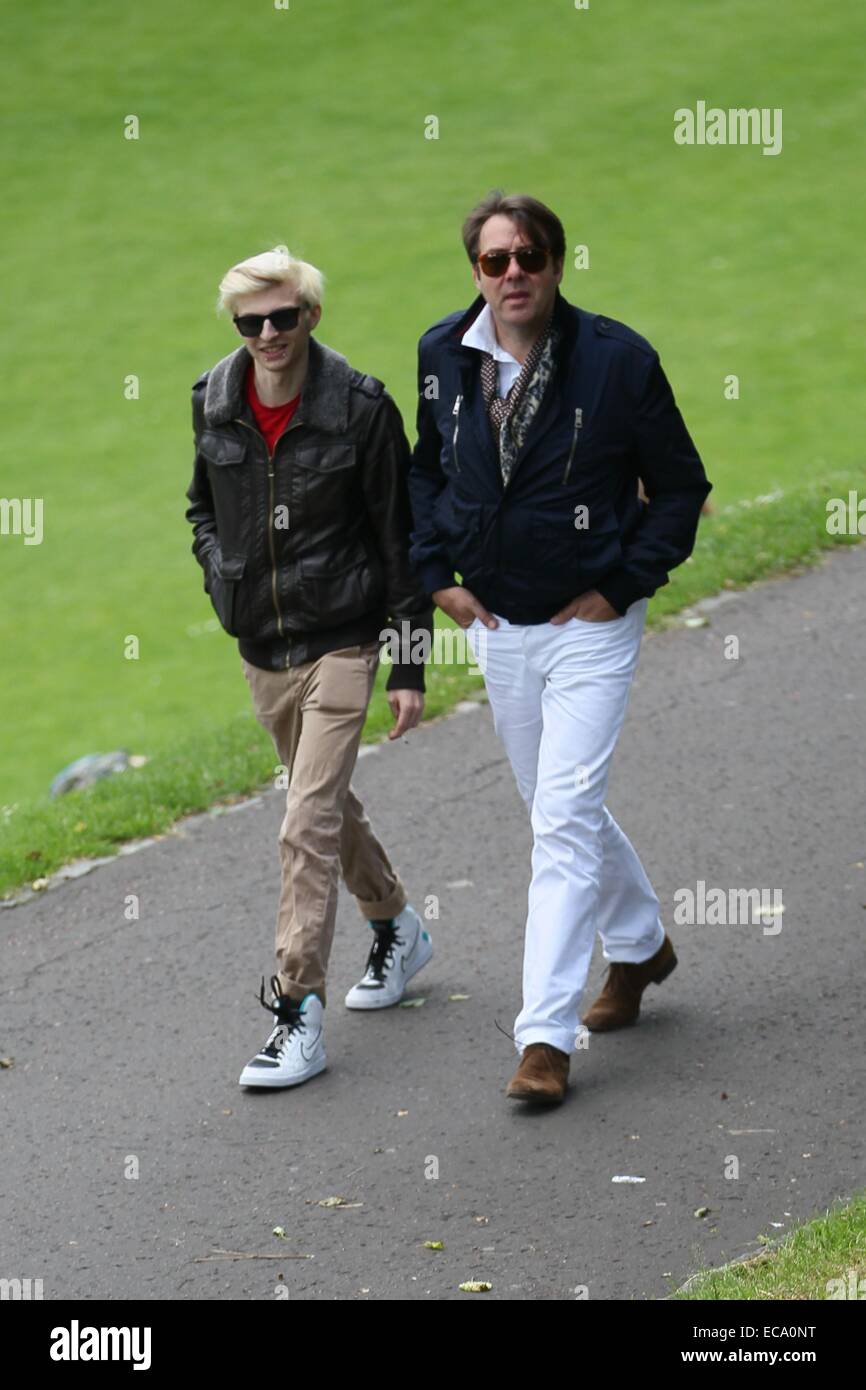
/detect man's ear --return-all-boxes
[306,304,322,332]
[553,257,564,286]
[471,261,482,291]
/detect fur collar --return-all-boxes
[202,336,353,433]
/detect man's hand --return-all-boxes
[432,585,499,629]
[387,689,424,740]
[549,589,621,624]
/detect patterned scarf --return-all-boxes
[480,315,558,486]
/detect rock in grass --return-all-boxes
[50,751,133,797]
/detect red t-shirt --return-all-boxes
[245,365,301,455]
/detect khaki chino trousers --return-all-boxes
[241,640,407,1006]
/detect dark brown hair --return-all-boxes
[462,190,566,265]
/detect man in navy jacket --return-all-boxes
[408,191,711,1105]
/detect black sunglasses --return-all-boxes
[476,246,549,278]
[233,305,303,337]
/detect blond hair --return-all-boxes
[216,245,325,315]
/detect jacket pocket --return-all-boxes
[199,431,248,466]
[571,510,623,582]
[295,441,356,468]
[208,551,249,637]
[199,432,251,555]
[296,555,380,628]
[295,443,357,480]
[294,443,359,525]
[450,395,463,473]
[561,407,584,484]
[529,512,582,589]
[433,491,486,578]
[530,509,623,590]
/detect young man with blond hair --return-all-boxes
[185,246,434,1089]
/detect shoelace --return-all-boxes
[256,975,304,1058]
[365,921,404,982]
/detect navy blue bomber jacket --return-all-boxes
[407,289,712,621]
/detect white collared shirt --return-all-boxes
[461,303,522,397]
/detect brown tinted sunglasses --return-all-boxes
[476,246,549,277]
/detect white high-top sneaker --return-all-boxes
[344,904,433,1009]
[239,978,327,1088]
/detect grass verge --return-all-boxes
[671,1190,866,1300]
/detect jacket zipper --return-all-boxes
[451,394,462,472]
[562,407,583,484]
[236,416,299,662]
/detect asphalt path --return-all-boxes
[1,546,863,1301]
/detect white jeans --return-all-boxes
[466,598,664,1055]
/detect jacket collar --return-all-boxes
[203,336,353,432]
[445,286,579,361]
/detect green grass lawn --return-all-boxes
[2,0,864,813]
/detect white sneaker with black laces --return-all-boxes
[238,977,327,1088]
[344,904,433,1009]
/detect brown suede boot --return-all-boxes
[505,1043,570,1104]
[582,933,677,1032]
